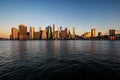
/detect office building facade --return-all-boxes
[41,30,47,39]
[11,28,19,40]
[91,28,96,37]
[19,24,28,40]
[29,27,35,40]
[73,27,75,37]
[46,26,52,39]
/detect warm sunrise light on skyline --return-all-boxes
[0,0,120,38]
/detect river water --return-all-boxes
[0,40,120,80]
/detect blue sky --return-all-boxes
[0,0,120,38]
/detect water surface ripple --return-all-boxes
[0,40,120,80]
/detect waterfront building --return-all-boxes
[109,29,116,40]
[10,34,12,40]
[57,28,60,39]
[60,28,68,39]
[82,32,91,38]
[91,28,96,37]
[29,27,35,40]
[46,26,52,39]
[27,32,29,38]
[68,29,72,39]
[73,27,75,37]
[109,29,115,36]
[116,34,120,40]
[11,28,18,40]
[39,27,42,39]
[34,32,40,40]
[54,31,59,39]
[41,30,47,40]
[98,32,102,37]
[52,24,55,32]
[52,24,55,39]
[19,24,28,40]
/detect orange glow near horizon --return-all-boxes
[0,31,10,38]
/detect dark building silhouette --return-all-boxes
[109,29,116,40]
[98,32,102,37]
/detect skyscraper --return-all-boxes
[109,29,116,40]
[98,32,102,37]
[91,28,96,37]
[19,24,28,40]
[109,29,115,36]
[60,26,62,31]
[41,30,47,40]
[57,28,60,39]
[53,24,55,32]
[46,26,52,39]
[54,31,59,39]
[34,32,40,40]
[73,27,75,37]
[59,26,62,38]
[11,28,18,40]
[52,24,55,39]
[29,27,35,40]
[39,27,41,31]
[60,28,68,39]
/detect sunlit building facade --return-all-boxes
[91,28,96,37]
[41,30,47,39]
[29,27,35,40]
[54,31,59,39]
[82,32,91,38]
[11,28,18,40]
[19,24,28,40]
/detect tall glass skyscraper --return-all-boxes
[46,26,52,39]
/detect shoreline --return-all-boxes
[0,39,120,41]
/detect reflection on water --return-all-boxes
[0,40,120,80]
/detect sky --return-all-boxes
[0,0,120,38]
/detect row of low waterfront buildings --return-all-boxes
[81,29,120,40]
[10,24,120,40]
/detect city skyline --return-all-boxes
[0,0,120,38]
[10,24,73,40]
[9,24,120,40]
